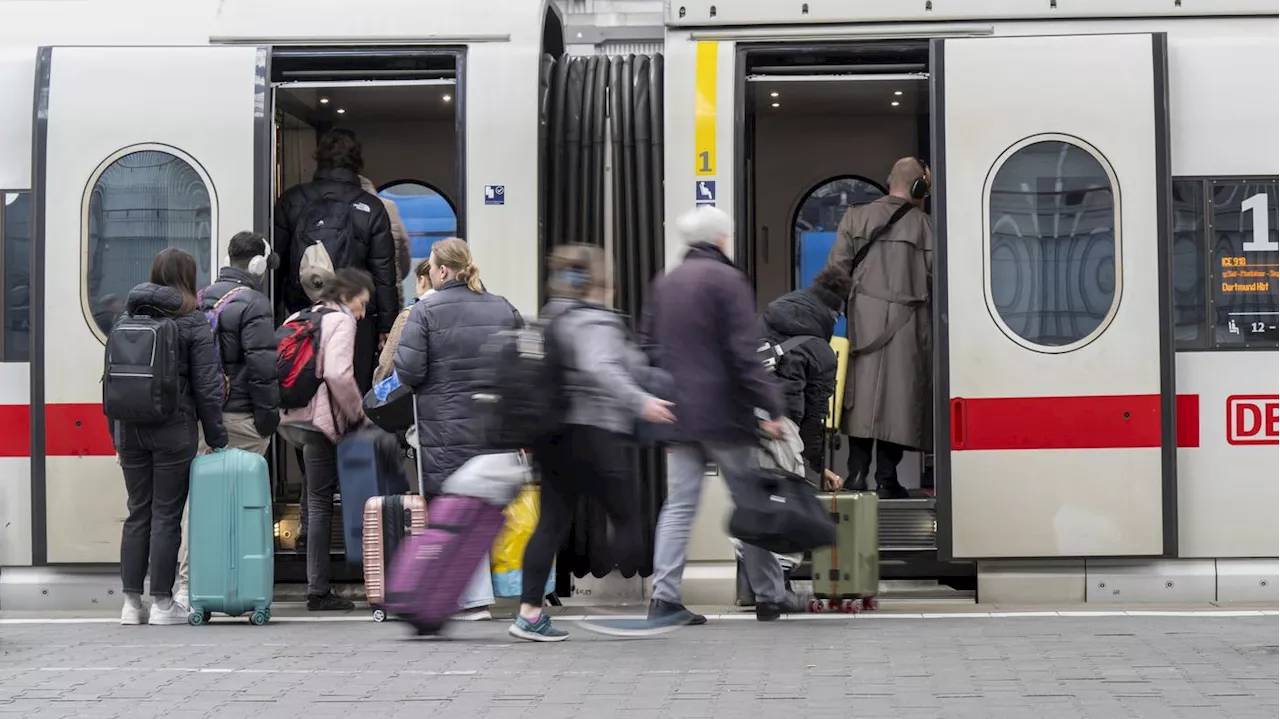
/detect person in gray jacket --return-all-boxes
[508,244,675,643]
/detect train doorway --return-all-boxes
[268,49,464,583]
[735,42,951,581]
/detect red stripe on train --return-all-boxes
[0,404,114,457]
[0,395,1206,458]
[950,394,1201,451]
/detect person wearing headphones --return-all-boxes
[173,230,282,610]
[824,157,934,499]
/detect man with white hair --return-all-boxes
[638,205,811,624]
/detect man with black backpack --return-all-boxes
[273,128,399,395]
[825,157,934,499]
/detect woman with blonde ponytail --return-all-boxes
[392,237,522,619]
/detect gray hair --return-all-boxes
[675,205,733,246]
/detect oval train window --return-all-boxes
[986,137,1120,351]
[84,148,214,339]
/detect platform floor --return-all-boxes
[1,603,1275,718]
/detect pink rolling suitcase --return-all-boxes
[383,495,506,634]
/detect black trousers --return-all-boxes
[844,436,908,490]
[116,414,198,598]
[520,426,642,606]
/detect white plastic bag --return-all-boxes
[441,451,532,507]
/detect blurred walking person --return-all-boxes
[641,206,810,624]
[508,245,674,642]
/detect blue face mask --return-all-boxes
[555,268,589,291]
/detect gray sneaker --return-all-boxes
[509,614,569,642]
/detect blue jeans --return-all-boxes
[459,553,494,610]
[651,442,787,605]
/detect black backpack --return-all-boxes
[473,311,576,450]
[103,313,182,423]
[295,190,357,302]
[276,306,336,409]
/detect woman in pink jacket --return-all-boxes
[280,268,375,611]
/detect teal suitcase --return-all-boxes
[809,491,879,612]
[188,449,274,626]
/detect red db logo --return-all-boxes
[1226,395,1280,446]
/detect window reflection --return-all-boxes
[1209,180,1279,348]
[1,192,30,362]
[1172,180,1207,349]
[988,140,1118,349]
[86,150,212,338]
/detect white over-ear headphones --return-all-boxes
[247,237,272,277]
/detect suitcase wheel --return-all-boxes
[840,599,860,614]
[861,597,879,612]
[188,610,209,627]
[808,599,826,613]
[250,609,270,626]
[372,608,387,623]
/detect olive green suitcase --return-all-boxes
[810,491,879,612]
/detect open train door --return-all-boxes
[30,46,268,564]
[931,34,1176,560]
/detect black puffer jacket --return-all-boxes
[272,166,399,334]
[199,268,280,438]
[760,287,839,473]
[393,280,523,495]
[122,283,229,449]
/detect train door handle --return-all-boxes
[950,397,967,450]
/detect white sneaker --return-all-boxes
[148,598,190,626]
[173,589,190,612]
[453,608,492,621]
[121,598,149,626]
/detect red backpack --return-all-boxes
[275,306,336,409]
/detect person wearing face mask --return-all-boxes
[279,268,377,611]
[508,244,675,642]
[172,231,282,610]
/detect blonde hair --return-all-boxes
[431,238,482,293]
[547,243,609,300]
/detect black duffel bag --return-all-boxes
[363,372,415,433]
[727,454,836,555]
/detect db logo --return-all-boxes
[1226,395,1280,446]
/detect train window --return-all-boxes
[84,148,213,340]
[377,180,458,302]
[986,138,1119,351]
[1172,180,1208,350]
[1,192,30,362]
[1208,179,1278,349]
[793,176,885,288]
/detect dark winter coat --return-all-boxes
[760,288,839,473]
[393,280,523,495]
[272,166,399,335]
[119,283,228,449]
[638,243,783,444]
[199,267,280,438]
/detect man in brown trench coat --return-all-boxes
[824,157,934,498]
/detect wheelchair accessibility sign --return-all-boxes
[695,180,715,207]
[484,185,505,205]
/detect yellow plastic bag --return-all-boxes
[826,335,849,430]
[491,485,555,598]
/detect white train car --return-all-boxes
[665,0,1280,605]
[0,0,1275,608]
[0,0,563,606]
